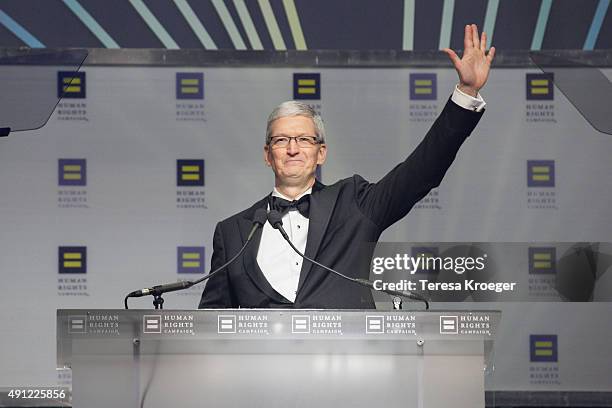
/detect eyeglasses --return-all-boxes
[268,136,321,148]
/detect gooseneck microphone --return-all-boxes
[124,208,268,309]
[267,210,430,309]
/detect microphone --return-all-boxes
[124,208,268,309]
[267,210,429,309]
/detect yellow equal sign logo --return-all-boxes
[177,160,204,186]
[530,78,549,95]
[58,71,86,98]
[526,73,553,100]
[293,73,320,100]
[180,78,200,94]
[529,247,555,274]
[59,246,87,274]
[530,334,557,362]
[176,73,203,99]
[414,79,433,95]
[178,247,205,273]
[63,163,82,181]
[531,165,550,182]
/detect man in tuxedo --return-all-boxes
[199,24,495,309]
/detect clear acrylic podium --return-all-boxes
[57,309,500,408]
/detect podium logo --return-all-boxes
[143,315,162,333]
[527,160,555,187]
[57,71,86,99]
[69,316,87,333]
[177,246,205,274]
[292,315,311,334]
[410,73,437,100]
[177,159,204,187]
[59,246,87,274]
[293,73,320,100]
[218,315,236,333]
[440,316,458,334]
[529,247,556,274]
[526,73,554,100]
[365,315,384,334]
[176,73,204,100]
[530,334,558,362]
[58,159,86,186]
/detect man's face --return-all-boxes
[264,115,327,187]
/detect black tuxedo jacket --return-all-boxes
[199,99,483,309]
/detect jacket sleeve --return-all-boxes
[354,98,484,231]
[198,222,237,308]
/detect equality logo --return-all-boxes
[177,159,204,187]
[526,73,554,100]
[177,246,205,274]
[530,334,558,362]
[410,73,437,100]
[58,246,87,274]
[58,159,86,186]
[527,160,555,187]
[176,73,204,100]
[293,73,321,100]
[58,71,86,99]
[529,247,556,274]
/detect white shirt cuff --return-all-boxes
[451,84,486,112]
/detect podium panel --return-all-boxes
[57,309,500,408]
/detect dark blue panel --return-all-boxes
[414,0,444,50]
[0,23,26,47]
[295,0,403,50]
[449,0,487,51]
[244,0,274,50]
[223,0,249,49]
[144,0,202,48]
[186,0,235,49]
[493,0,541,50]
[542,0,598,49]
[269,0,294,49]
[595,3,612,48]
[2,0,102,47]
[80,0,163,47]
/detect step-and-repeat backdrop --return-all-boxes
[0,65,610,391]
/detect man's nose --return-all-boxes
[286,138,300,154]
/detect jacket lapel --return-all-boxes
[296,180,339,295]
[239,196,291,303]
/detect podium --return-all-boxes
[57,309,500,408]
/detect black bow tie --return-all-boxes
[271,195,311,218]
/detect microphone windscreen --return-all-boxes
[267,210,284,228]
[253,208,268,226]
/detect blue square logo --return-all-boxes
[176,73,204,99]
[58,71,86,99]
[177,246,205,274]
[530,334,558,362]
[410,73,437,100]
[58,159,87,186]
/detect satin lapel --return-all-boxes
[296,181,339,295]
[239,196,289,302]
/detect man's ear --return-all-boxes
[263,145,272,167]
[317,144,327,165]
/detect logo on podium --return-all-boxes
[292,315,311,333]
[143,315,162,333]
[218,315,236,333]
[440,316,458,334]
[69,316,87,333]
[366,315,384,334]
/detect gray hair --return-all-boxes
[265,101,326,144]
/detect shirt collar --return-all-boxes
[272,186,312,201]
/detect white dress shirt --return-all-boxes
[256,87,485,302]
[257,187,311,302]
